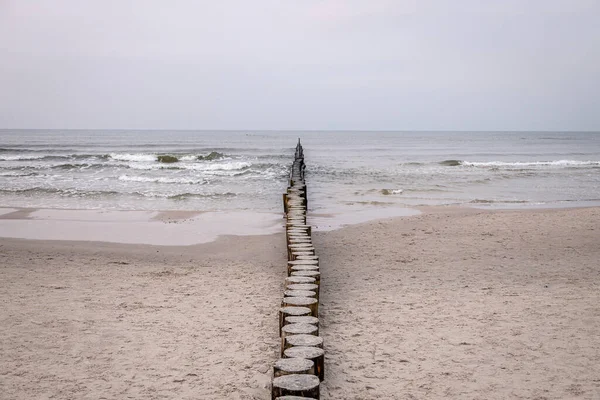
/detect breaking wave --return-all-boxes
[127,161,252,172]
[167,192,237,200]
[381,189,404,195]
[51,163,106,170]
[0,154,110,162]
[439,159,462,166]
[0,187,120,197]
[118,175,209,185]
[0,171,39,177]
[469,199,529,204]
[109,153,157,162]
[442,160,600,168]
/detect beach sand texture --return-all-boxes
[1,207,599,399]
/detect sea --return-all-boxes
[1,130,599,214]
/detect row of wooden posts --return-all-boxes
[271,140,323,399]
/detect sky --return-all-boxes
[1,0,599,131]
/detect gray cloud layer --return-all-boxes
[1,0,599,130]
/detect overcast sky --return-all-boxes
[1,0,599,131]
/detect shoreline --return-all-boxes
[2,202,600,245]
[0,205,421,245]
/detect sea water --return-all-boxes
[1,130,599,213]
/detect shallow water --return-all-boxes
[1,130,599,213]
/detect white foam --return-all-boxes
[191,161,251,171]
[127,161,251,172]
[0,154,47,161]
[109,153,156,162]
[463,160,600,167]
[118,175,207,185]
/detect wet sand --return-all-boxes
[1,206,599,399]
[0,206,420,245]
[0,208,284,245]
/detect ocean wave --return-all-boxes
[127,161,252,172]
[0,154,53,161]
[306,165,389,180]
[51,163,106,170]
[237,163,288,176]
[0,187,120,197]
[347,200,396,206]
[0,151,233,163]
[0,171,39,177]
[0,154,109,162]
[118,175,208,185]
[0,148,29,153]
[0,162,126,171]
[108,152,230,163]
[109,153,157,162]
[0,186,239,202]
[197,161,251,171]
[439,159,463,166]
[469,199,529,204]
[462,160,600,168]
[0,147,69,153]
[167,192,237,200]
[381,189,404,195]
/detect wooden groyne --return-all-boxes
[271,140,323,399]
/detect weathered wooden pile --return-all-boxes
[271,140,323,399]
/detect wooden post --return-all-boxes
[285,276,316,285]
[279,306,311,337]
[286,283,319,298]
[274,358,315,377]
[282,296,318,317]
[285,315,319,329]
[290,271,320,286]
[284,334,323,353]
[295,255,318,261]
[271,374,320,399]
[284,289,317,298]
[281,323,319,355]
[288,265,318,276]
[272,140,324,397]
[283,346,325,382]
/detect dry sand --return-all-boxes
[0,235,287,399]
[1,206,599,399]
[317,207,600,399]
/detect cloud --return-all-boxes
[0,0,599,130]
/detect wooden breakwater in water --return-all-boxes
[271,140,323,399]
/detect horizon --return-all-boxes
[1,128,600,133]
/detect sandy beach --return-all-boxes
[1,206,599,399]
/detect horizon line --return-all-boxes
[1,128,599,133]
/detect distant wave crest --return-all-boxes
[167,192,237,200]
[466,160,599,167]
[0,187,119,197]
[118,175,208,185]
[469,199,529,204]
[381,189,404,195]
[109,153,157,162]
[439,159,463,166]
[440,159,600,168]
